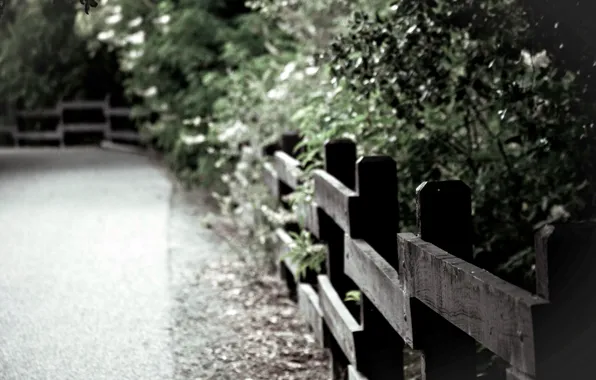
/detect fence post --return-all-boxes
[278,131,301,205]
[321,138,358,380]
[350,156,405,380]
[57,99,65,148]
[280,131,301,157]
[412,181,477,380]
[533,222,596,380]
[104,94,111,142]
[272,132,301,298]
[321,139,358,304]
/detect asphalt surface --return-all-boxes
[0,148,174,379]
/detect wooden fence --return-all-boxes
[262,131,596,380]
[0,96,141,147]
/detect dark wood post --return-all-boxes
[280,131,301,157]
[351,156,405,380]
[533,222,596,380]
[276,131,302,299]
[320,138,358,380]
[278,131,302,209]
[412,180,477,380]
[321,139,358,298]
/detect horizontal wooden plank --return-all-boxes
[14,131,61,140]
[313,169,358,234]
[106,108,132,117]
[17,109,60,117]
[62,123,107,133]
[59,100,106,110]
[298,283,324,347]
[273,151,303,190]
[0,125,16,133]
[275,228,300,281]
[344,236,413,345]
[506,367,534,380]
[262,162,280,198]
[108,131,140,141]
[398,232,546,377]
[348,365,368,380]
[296,201,321,239]
[318,275,363,365]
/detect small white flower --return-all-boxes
[180,133,206,145]
[279,62,296,81]
[183,116,202,126]
[121,60,134,71]
[305,66,319,76]
[550,205,570,220]
[218,120,249,142]
[154,15,171,24]
[97,30,115,41]
[143,86,157,97]
[127,49,144,60]
[128,17,142,28]
[125,31,145,45]
[105,14,122,25]
[237,161,249,172]
[521,49,550,69]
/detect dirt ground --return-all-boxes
[168,184,329,380]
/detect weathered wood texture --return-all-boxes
[296,201,321,239]
[266,132,306,296]
[348,156,405,380]
[318,139,361,379]
[297,283,324,347]
[5,96,139,147]
[274,151,303,190]
[348,365,368,380]
[314,169,358,235]
[262,162,280,198]
[275,228,301,282]
[318,274,363,365]
[261,135,596,380]
[411,181,478,380]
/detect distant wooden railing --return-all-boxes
[262,131,596,380]
[0,96,141,147]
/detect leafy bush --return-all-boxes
[321,0,595,288]
[0,1,93,108]
[207,0,595,290]
[88,0,595,289]
[86,0,288,183]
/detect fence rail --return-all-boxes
[0,96,141,147]
[262,131,596,380]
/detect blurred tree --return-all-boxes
[0,0,123,109]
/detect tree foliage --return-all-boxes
[0,0,123,111]
[322,0,596,286]
[192,0,595,290]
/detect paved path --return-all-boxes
[0,148,174,379]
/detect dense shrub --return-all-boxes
[85,0,289,185]
[0,1,100,108]
[205,0,596,291]
[90,0,595,291]
[318,0,596,287]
